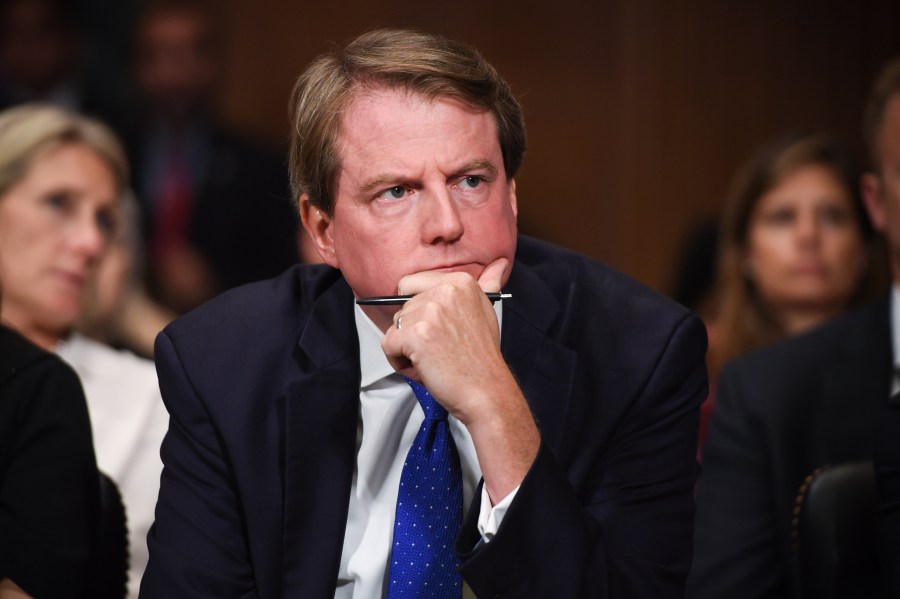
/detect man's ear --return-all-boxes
[508,178,518,218]
[861,172,888,234]
[299,194,339,267]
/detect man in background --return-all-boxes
[126,0,298,313]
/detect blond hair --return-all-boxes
[0,103,128,198]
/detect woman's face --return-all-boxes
[0,143,119,347]
[746,164,865,319]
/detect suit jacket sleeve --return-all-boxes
[687,362,785,598]
[141,331,259,599]
[457,312,707,598]
[876,391,900,596]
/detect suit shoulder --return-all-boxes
[163,264,343,340]
[515,235,695,325]
[719,297,889,405]
[0,326,79,387]
[724,298,886,377]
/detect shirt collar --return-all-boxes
[355,304,397,388]
[891,283,900,370]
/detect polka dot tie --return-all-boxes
[386,377,463,599]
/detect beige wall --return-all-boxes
[210,0,900,292]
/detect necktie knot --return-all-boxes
[404,376,448,422]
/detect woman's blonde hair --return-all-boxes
[0,103,128,198]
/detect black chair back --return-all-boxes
[792,461,885,599]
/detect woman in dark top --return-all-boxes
[0,323,100,598]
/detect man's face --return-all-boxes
[134,10,216,121]
[303,87,518,300]
[0,0,76,94]
[864,94,900,280]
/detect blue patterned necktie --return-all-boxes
[386,377,463,599]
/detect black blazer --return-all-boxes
[689,296,892,599]
[876,392,900,593]
[0,325,100,598]
[141,236,708,598]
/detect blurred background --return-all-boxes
[9,0,900,292]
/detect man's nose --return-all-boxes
[420,188,464,244]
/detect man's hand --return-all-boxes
[380,257,540,503]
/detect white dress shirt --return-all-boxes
[335,302,516,599]
[57,334,169,599]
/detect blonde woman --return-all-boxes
[0,104,167,597]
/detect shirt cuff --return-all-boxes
[476,484,520,543]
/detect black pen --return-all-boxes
[356,292,511,305]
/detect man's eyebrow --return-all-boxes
[360,174,402,195]
[358,160,500,195]
[454,160,498,178]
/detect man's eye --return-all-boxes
[459,176,482,190]
[380,186,407,200]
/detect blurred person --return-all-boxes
[0,0,79,108]
[0,323,100,599]
[698,133,885,449]
[127,0,298,313]
[0,104,167,598]
[671,218,721,330]
[0,0,121,122]
[77,191,175,358]
[668,219,722,449]
[872,59,900,595]
[687,84,897,597]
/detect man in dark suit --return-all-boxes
[687,58,900,599]
[126,1,298,314]
[871,60,900,594]
[141,29,708,598]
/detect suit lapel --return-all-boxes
[819,297,892,463]
[278,259,580,594]
[502,263,578,453]
[282,278,361,597]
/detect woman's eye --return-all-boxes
[380,186,407,200]
[819,205,850,225]
[45,192,71,210]
[96,210,118,238]
[459,176,483,190]
[763,209,794,225]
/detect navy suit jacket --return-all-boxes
[141,236,707,598]
[876,389,900,596]
[689,296,892,599]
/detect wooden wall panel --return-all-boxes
[209,0,900,292]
